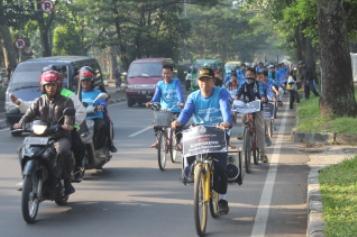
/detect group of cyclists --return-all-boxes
[144,60,293,216]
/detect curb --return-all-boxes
[306,167,325,237]
[292,129,357,146]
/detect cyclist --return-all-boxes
[256,69,278,147]
[236,67,268,163]
[171,67,232,214]
[146,63,185,149]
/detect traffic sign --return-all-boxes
[41,0,54,13]
[15,38,26,49]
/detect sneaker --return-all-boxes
[261,154,268,163]
[109,145,118,153]
[72,167,84,183]
[218,199,229,215]
[175,143,183,152]
[64,182,75,195]
[266,137,272,147]
[182,165,193,184]
[150,141,159,149]
[16,181,23,191]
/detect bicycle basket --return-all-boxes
[262,102,274,120]
[153,111,173,127]
[182,125,227,158]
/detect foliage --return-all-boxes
[319,156,357,236]
[52,24,82,56]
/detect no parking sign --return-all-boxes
[15,38,26,49]
[41,0,54,13]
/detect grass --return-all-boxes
[319,156,357,236]
[296,93,357,134]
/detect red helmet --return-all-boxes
[40,70,62,93]
[79,66,94,81]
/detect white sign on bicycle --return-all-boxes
[232,100,261,114]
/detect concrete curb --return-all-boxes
[292,129,357,146]
[306,167,325,237]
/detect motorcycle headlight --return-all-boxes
[32,124,47,135]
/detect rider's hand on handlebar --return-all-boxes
[13,123,21,129]
[178,102,184,109]
[171,120,181,129]
[145,102,152,108]
[217,122,230,130]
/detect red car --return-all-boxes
[126,58,173,107]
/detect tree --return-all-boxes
[317,0,357,116]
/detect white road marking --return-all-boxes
[250,104,289,237]
[128,125,153,138]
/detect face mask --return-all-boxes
[246,78,255,84]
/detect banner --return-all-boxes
[182,126,227,158]
[232,100,261,114]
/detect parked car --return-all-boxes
[126,58,173,107]
[5,56,104,136]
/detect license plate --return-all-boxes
[23,137,49,145]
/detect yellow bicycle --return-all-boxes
[182,125,240,236]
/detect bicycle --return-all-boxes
[232,100,261,173]
[151,103,180,171]
[182,125,241,236]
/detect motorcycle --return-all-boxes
[80,92,112,170]
[17,108,76,224]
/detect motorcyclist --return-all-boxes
[79,66,117,152]
[11,65,86,182]
[171,67,232,214]
[145,63,185,149]
[13,70,76,195]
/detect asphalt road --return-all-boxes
[0,99,308,237]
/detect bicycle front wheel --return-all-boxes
[252,131,259,165]
[243,127,252,174]
[194,165,208,236]
[157,131,167,171]
[169,129,178,163]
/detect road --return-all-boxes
[0,100,308,237]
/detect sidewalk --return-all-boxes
[303,145,357,237]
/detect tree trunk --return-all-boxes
[317,0,357,116]
[0,0,17,76]
[0,25,17,72]
[109,46,118,81]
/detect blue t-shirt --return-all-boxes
[81,88,104,119]
[259,79,274,100]
[178,87,232,126]
[151,79,184,113]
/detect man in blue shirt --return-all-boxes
[146,63,185,148]
[172,67,232,214]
